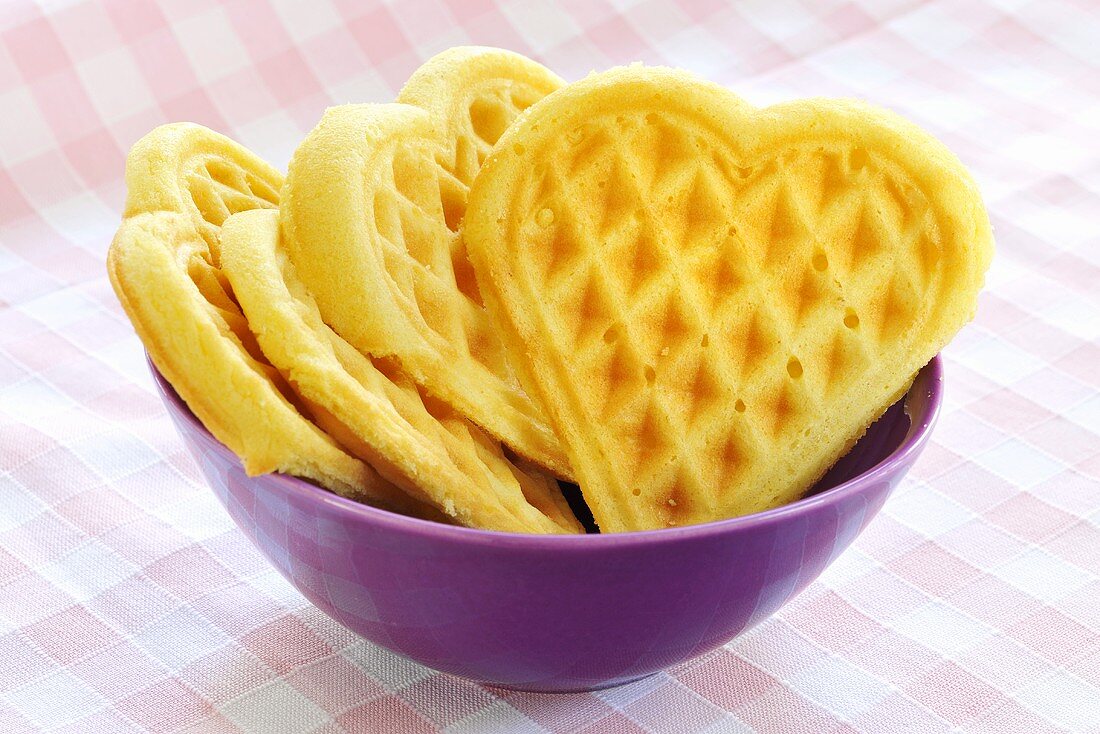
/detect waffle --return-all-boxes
[465,66,994,532]
[219,210,581,534]
[281,100,571,478]
[122,123,281,264]
[397,46,565,206]
[108,125,417,512]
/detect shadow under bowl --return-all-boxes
[152,356,942,692]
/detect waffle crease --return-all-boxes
[108,125,415,511]
[465,66,993,532]
[220,210,580,534]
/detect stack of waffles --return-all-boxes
[108,48,992,534]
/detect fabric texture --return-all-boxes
[1,0,1098,731]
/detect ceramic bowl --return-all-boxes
[152,356,941,692]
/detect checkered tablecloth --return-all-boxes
[2,0,1098,731]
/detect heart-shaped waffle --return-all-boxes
[282,48,571,478]
[108,125,421,514]
[220,210,580,533]
[465,66,994,532]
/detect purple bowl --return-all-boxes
[151,356,942,692]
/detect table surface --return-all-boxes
[2,0,1099,732]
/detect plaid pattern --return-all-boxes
[1,0,1098,730]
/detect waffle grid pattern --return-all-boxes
[185,155,279,259]
[2,0,1099,731]
[371,142,497,356]
[451,81,544,188]
[510,113,945,528]
[370,138,548,431]
[180,158,279,356]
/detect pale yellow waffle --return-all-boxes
[283,48,572,479]
[108,125,421,513]
[122,123,281,264]
[219,210,581,534]
[397,46,565,213]
[107,213,425,514]
[465,66,994,532]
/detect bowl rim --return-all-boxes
[151,354,942,550]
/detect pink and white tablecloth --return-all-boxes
[2,0,1098,731]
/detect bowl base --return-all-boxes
[486,670,660,694]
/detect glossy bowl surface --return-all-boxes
[152,356,942,692]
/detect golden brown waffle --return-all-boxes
[219,210,581,533]
[465,66,994,532]
[281,101,571,478]
[108,125,419,512]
